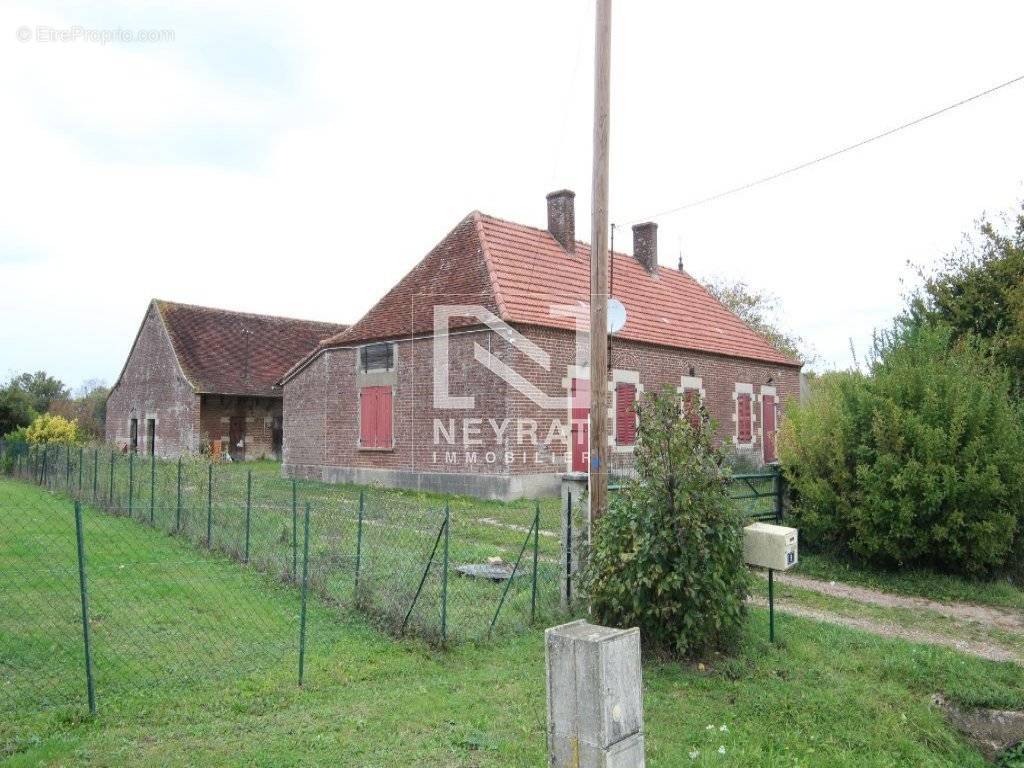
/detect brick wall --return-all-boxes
[105,303,200,457]
[283,323,801,498]
[199,394,282,461]
[503,325,802,476]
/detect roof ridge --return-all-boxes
[153,298,347,329]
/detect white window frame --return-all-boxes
[732,382,756,447]
[611,369,642,452]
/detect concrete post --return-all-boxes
[546,620,645,768]
[560,474,588,611]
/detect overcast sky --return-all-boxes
[2,1,1024,388]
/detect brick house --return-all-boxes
[280,190,801,499]
[106,300,346,460]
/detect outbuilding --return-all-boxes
[106,300,346,459]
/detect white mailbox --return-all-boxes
[743,522,798,571]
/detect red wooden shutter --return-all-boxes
[570,378,590,472]
[376,386,393,448]
[615,383,637,445]
[359,386,393,448]
[359,387,377,447]
[737,393,752,443]
[762,394,777,462]
[683,388,701,430]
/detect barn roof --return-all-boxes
[311,211,799,369]
[152,300,347,397]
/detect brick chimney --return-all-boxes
[546,189,576,254]
[632,222,658,273]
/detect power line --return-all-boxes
[624,71,1024,225]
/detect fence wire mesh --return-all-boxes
[2,440,781,727]
[0,440,567,725]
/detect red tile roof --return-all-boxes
[318,212,799,368]
[155,300,347,397]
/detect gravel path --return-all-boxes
[759,571,1024,632]
[748,596,1023,664]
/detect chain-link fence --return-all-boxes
[3,441,564,642]
[1,439,783,726]
[0,440,566,724]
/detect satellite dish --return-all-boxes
[607,298,627,334]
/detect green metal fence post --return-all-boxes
[489,516,536,637]
[78,446,84,492]
[175,457,182,533]
[441,502,450,644]
[401,519,445,635]
[530,501,540,624]
[92,449,98,502]
[298,502,311,687]
[291,479,298,580]
[108,452,114,506]
[244,469,252,563]
[149,454,156,525]
[128,451,134,518]
[206,462,213,549]
[73,501,97,716]
[354,490,364,598]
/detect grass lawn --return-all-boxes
[14,451,568,644]
[3,478,1023,766]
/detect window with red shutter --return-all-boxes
[376,386,393,448]
[683,388,701,430]
[359,386,393,449]
[615,382,637,446]
[737,392,752,443]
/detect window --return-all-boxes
[682,389,701,430]
[614,382,637,446]
[146,418,156,456]
[360,342,394,372]
[359,386,393,449]
[680,375,704,431]
[762,389,778,463]
[736,392,753,443]
[129,418,138,452]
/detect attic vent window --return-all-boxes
[360,342,394,372]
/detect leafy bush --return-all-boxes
[23,413,81,445]
[779,322,1024,576]
[3,425,30,443]
[583,387,749,658]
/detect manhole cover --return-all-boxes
[455,562,522,582]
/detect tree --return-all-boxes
[704,278,811,363]
[0,386,37,437]
[8,371,69,414]
[779,322,1024,576]
[583,387,749,658]
[50,380,109,439]
[910,203,1024,394]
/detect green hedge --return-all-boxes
[780,323,1024,576]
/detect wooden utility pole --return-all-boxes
[589,0,612,523]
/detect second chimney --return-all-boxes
[547,189,576,254]
[632,222,658,273]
